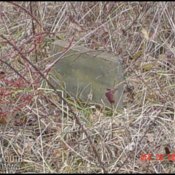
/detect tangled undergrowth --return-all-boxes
[0,2,175,173]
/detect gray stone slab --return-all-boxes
[50,40,124,108]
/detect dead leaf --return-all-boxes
[0,70,5,79]
[142,63,154,72]
[105,88,116,104]
[141,28,149,40]
[126,142,135,151]
[69,16,84,32]
[146,133,154,142]
[0,113,8,124]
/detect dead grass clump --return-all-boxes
[1,1,175,173]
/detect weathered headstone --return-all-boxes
[50,40,124,108]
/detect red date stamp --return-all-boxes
[140,153,175,161]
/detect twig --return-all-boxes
[0,58,30,84]
[29,2,38,62]
[44,36,75,75]
[8,2,42,28]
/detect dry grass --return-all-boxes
[0,1,175,173]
